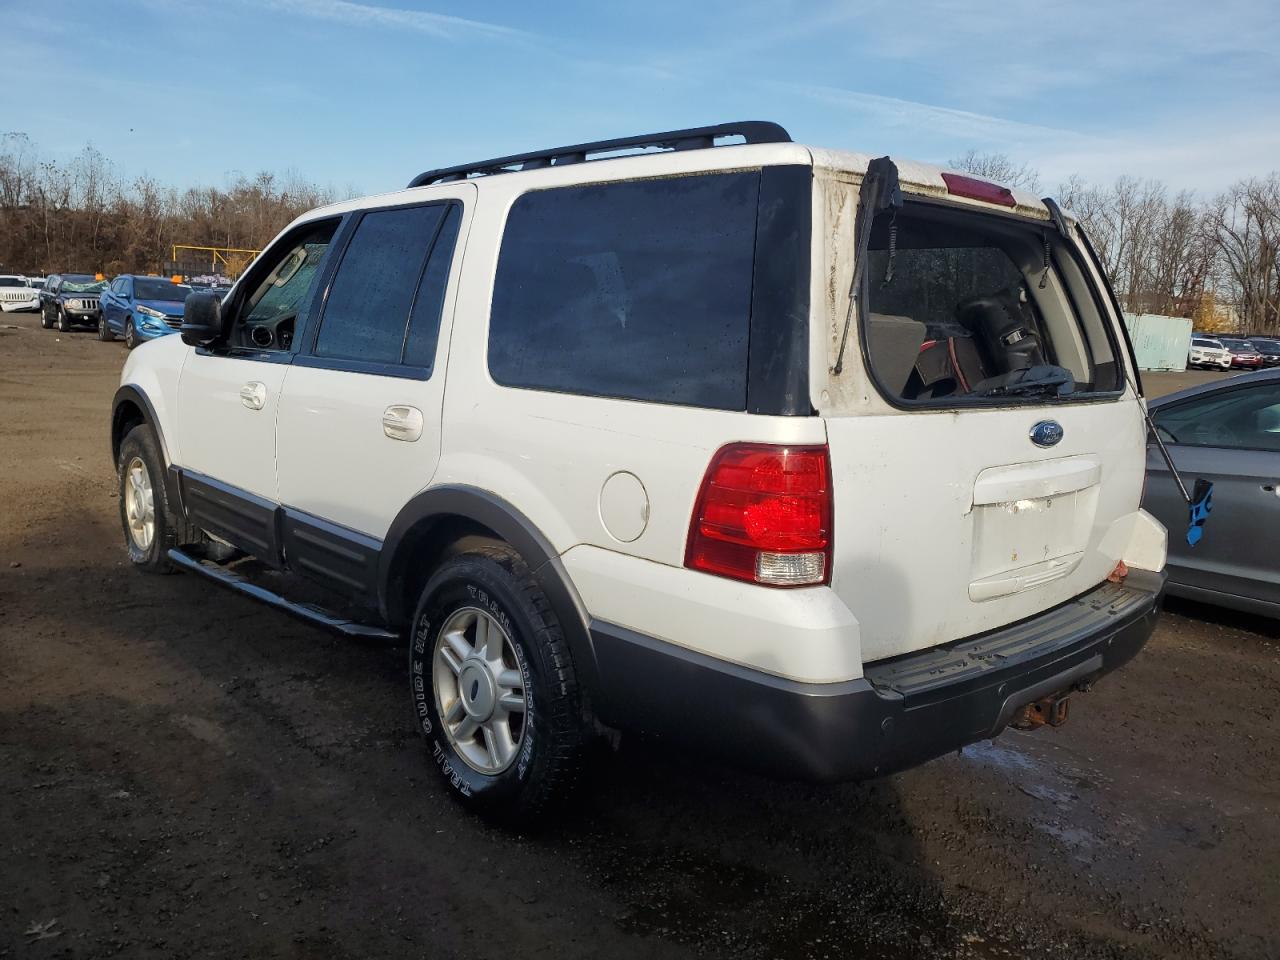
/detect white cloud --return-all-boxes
[1036,122,1280,195]
[785,83,1087,146]
[261,0,530,41]
[785,80,1280,194]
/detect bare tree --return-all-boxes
[1204,176,1280,335]
[1055,175,1216,319]
[948,150,1041,192]
[0,134,336,276]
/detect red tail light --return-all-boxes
[685,443,833,587]
[941,172,1017,207]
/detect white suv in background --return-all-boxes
[0,275,40,312]
[111,122,1168,822]
[1188,336,1233,369]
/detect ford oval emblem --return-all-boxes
[1030,420,1064,447]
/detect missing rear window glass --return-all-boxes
[860,203,1121,405]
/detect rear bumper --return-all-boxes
[589,569,1165,781]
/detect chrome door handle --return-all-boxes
[382,405,423,442]
[1263,483,1279,496]
[239,381,267,410]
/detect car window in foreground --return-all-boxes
[861,203,1120,405]
[488,171,760,411]
[1154,382,1280,452]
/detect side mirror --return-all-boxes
[181,290,223,346]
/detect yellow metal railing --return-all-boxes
[171,244,261,278]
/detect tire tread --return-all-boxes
[415,545,587,823]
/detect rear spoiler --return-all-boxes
[1043,197,1212,546]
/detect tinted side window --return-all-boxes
[488,172,760,410]
[403,204,461,371]
[315,204,446,365]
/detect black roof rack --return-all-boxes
[407,120,792,188]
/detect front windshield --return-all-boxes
[63,277,106,293]
[1252,339,1280,352]
[135,278,191,300]
[0,278,24,288]
[1192,338,1222,348]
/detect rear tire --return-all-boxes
[98,316,115,341]
[116,425,193,574]
[124,317,138,349]
[410,547,587,824]
[40,306,53,329]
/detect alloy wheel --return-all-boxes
[432,606,528,774]
[124,457,155,552]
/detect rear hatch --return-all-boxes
[815,159,1146,662]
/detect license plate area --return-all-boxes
[968,457,1100,602]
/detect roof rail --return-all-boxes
[407,121,792,188]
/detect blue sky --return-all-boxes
[4,0,1278,198]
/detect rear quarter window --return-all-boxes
[487,171,760,410]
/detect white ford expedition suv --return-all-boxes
[111,122,1168,821]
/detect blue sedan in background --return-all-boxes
[99,275,193,348]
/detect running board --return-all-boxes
[167,547,399,641]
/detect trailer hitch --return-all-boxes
[1010,693,1071,730]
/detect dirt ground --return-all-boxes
[1142,367,1237,398]
[1,310,1277,960]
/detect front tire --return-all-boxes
[124,316,138,349]
[98,316,115,341]
[116,425,191,574]
[410,547,586,823]
[56,307,70,332]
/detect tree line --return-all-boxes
[1,133,1276,335]
[0,133,340,280]
[951,150,1279,335]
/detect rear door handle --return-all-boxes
[239,381,267,410]
[382,405,424,442]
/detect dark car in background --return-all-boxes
[99,275,192,348]
[1217,336,1265,369]
[1143,369,1280,617]
[39,274,107,332]
[1249,337,1280,367]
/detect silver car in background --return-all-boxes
[1143,369,1280,617]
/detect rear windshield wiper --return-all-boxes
[975,365,1076,398]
